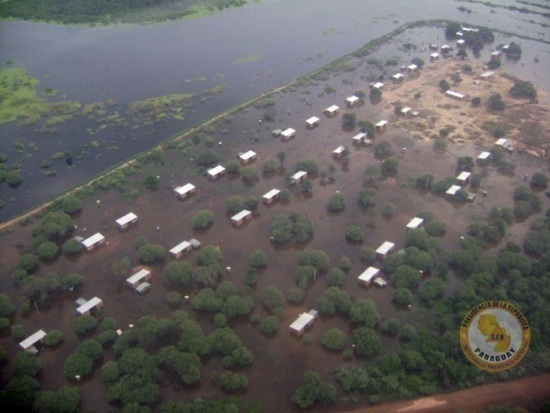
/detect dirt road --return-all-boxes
[343,373,550,412]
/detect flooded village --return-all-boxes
[1,2,550,413]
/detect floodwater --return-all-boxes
[0,0,548,221]
[1,34,548,410]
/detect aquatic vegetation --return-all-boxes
[232,53,261,65]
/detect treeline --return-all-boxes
[0,0,248,24]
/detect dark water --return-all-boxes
[0,0,548,221]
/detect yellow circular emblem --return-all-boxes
[460,301,530,372]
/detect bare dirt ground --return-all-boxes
[381,57,549,159]
[343,373,550,413]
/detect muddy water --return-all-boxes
[2,41,548,411]
[0,0,548,222]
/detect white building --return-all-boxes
[371,81,384,89]
[115,212,138,230]
[127,269,152,289]
[19,330,47,352]
[81,233,105,252]
[281,128,296,141]
[345,95,360,107]
[174,183,196,199]
[446,185,462,197]
[207,165,226,180]
[170,240,192,259]
[76,297,104,316]
[358,266,380,286]
[406,217,424,229]
[231,209,252,226]
[290,310,319,336]
[262,189,281,204]
[290,170,308,184]
[238,150,257,165]
[332,145,347,159]
[478,151,491,161]
[375,120,389,131]
[376,241,395,261]
[446,90,465,100]
[456,171,472,186]
[305,116,320,129]
[352,132,367,145]
[323,105,340,117]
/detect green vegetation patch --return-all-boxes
[232,53,261,66]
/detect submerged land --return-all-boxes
[0,19,549,413]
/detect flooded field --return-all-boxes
[1,19,549,409]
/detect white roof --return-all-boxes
[346,95,359,103]
[401,107,412,114]
[392,73,404,79]
[376,241,395,255]
[457,171,471,181]
[82,233,105,249]
[77,297,103,314]
[353,132,367,141]
[174,183,195,196]
[373,277,388,287]
[376,120,388,127]
[406,217,424,229]
[231,209,251,222]
[446,185,462,195]
[407,64,418,70]
[208,165,226,177]
[371,82,384,89]
[116,212,137,227]
[446,90,465,99]
[496,138,509,146]
[325,105,340,113]
[491,51,501,56]
[136,282,151,293]
[290,312,315,332]
[431,52,440,58]
[127,269,151,285]
[457,39,466,45]
[480,71,495,78]
[170,240,191,255]
[281,128,296,137]
[239,150,257,161]
[358,266,380,283]
[262,189,281,199]
[305,116,320,125]
[441,44,450,49]
[291,171,307,181]
[333,146,346,154]
[478,151,491,160]
[19,330,47,350]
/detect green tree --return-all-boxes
[191,210,214,229]
[295,159,319,174]
[61,273,83,290]
[359,188,377,207]
[241,167,260,186]
[439,79,450,92]
[286,287,305,304]
[225,195,244,214]
[61,196,83,215]
[352,327,381,358]
[446,21,461,38]
[0,294,15,318]
[62,238,82,256]
[342,112,357,129]
[6,170,22,187]
[369,87,382,100]
[327,267,346,287]
[219,371,248,391]
[393,287,413,306]
[374,141,393,159]
[259,316,280,335]
[101,361,120,384]
[44,330,63,346]
[380,318,401,336]
[196,150,219,167]
[488,93,505,111]
[136,244,166,264]
[37,241,59,260]
[261,285,285,313]
[72,315,98,336]
[345,224,364,244]
[349,300,380,327]
[249,250,267,268]
[223,345,253,368]
[292,371,336,409]
[163,261,192,289]
[262,159,277,174]
[244,196,259,211]
[144,175,160,191]
[196,245,223,266]
[33,386,80,413]
[327,193,346,212]
[530,172,548,188]
[32,212,74,240]
[358,120,376,136]
[225,159,240,174]
[299,249,329,271]
[411,57,425,68]
[321,328,347,351]
[381,156,399,176]
[276,151,286,168]
[11,352,42,378]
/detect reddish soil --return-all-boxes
[343,373,550,413]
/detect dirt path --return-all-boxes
[342,373,550,412]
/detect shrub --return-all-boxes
[62,239,83,256]
[345,225,364,244]
[44,330,64,346]
[321,328,347,351]
[37,241,59,261]
[192,210,214,229]
[259,316,280,335]
[166,292,182,305]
